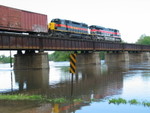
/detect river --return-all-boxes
[0,60,150,113]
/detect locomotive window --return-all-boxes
[52,19,61,24]
[65,20,70,23]
[82,24,88,28]
[72,21,80,25]
[99,28,104,30]
[61,20,66,24]
[90,26,96,29]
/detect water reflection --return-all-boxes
[12,63,125,99]
[9,62,127,112]
[75,64,124,99]
[0,61,149,113]
[14,69,49,92]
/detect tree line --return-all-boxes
[136,34,150,45]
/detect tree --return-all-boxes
[0,55,12,63]
[48,51,72,61]
[136,35,150,45]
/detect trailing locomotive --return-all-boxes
[89,25,121,42]
[48,18,121,42]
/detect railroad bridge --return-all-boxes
[0,32,150,69]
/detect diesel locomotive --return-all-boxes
[48,18,121,42]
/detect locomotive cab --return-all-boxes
[114,29,121,42]
[48,19,67,31]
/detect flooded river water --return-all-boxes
[0,60,150,113]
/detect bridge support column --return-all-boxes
[14,52,49,70]
[128,52,143,62]
[129,52,150,62]
[105,51,129,63]
[76,52,100,65]
[142,52,150,61]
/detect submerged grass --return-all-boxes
[128,99,140,105]
[0,94,43,101]
[0,94,150,107]
[109,98,127,105]
[0,94,68,103]
[109,98,150,107]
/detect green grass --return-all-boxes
[109,98,150,107]
[0,94,150,107]
[109,98,127,104]
[142,101,150,107]
[128,99,140,105]
[0,94,43,101]
[0,94,69,103]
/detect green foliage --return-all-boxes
[47,98,68,103]
[109,98,150,107]
[48,51,73,61]
[0,94,43,101]
[0,55,13,63]
[109,98,127,104]
[99,52,106,60]
[73,98,83,103]
[128,99,139,105]
[49,51,105,61]
[142,102,150,107]
[0,94,150,107]
[136,35,150,45]
[0,94,68,103]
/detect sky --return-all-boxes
[0,0,150,55]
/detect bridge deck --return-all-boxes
[0,32,150,51]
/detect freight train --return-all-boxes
[0,5,121,42]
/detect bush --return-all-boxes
[0,55,13,63]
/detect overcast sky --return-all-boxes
[0,0,150,55]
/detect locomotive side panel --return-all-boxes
[48,18,89,39]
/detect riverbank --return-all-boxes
[0,94,150,107]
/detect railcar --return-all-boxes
[0,5,48,33]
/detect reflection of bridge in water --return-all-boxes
[4,62,129,112]
[13,64,124,98]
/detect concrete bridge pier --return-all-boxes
[128,52,143,62]
[105,51,129,63]
[105,51,150,63]
[14,51,49,70]
[142,52,150,61]
[128,52,150,62]
[76,52,100,65]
